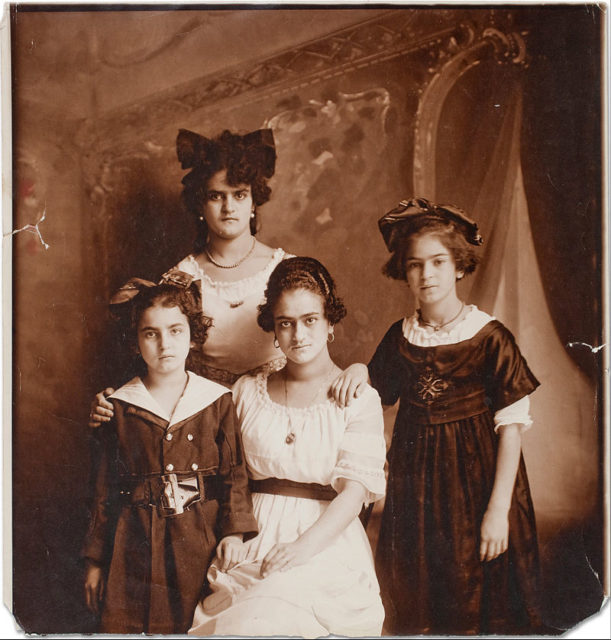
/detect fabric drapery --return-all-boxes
[435,83,598,526]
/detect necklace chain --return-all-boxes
[283,364,336,445]
[417,302,465,332]
[205,237,256,269]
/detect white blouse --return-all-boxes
[174,249,290,375]
[233,373,387,505]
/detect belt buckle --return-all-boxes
[157,473,201,518]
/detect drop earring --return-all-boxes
[327,329,335,343]
[274,336,280,349]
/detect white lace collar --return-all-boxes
[402,305,495,347]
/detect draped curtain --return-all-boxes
[435,80,599,529]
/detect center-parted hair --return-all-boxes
[257,257,347,332]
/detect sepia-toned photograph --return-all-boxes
[2,1,608,637]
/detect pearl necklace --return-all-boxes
[283,365,335,445]
[417,302,465,332]
[205,237,256,269]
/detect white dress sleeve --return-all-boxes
[493,395,533,433]
[330,386,387,505]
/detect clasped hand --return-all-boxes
[479,506,509,562]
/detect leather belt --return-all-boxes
[119,472,220,518]
[249,477,337,501]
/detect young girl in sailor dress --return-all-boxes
[82,273,257,634]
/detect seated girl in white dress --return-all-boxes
[188,257,387,638]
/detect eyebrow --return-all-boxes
[208,186,251,193]
[406,252,449,260]
[275,312,321,321]
[139,322,186,331]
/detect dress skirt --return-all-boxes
[376,410,542,635]
[369,316,544,635]
[188,373,387,638]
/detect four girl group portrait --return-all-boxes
[83,127,545,636]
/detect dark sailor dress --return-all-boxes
[82,372,258,634]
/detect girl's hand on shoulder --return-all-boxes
[260,539,314,578]
[330,363,369,408]
[216,534,247,572]
[480,506,509,562]
[84,561,105,615]
[88,388,115,428]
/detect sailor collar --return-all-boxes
[109,371,228,427]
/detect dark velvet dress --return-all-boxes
[369,317,543,636]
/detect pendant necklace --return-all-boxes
[417,302,465,332]
[283,365,335,445]
[205,236,256,269]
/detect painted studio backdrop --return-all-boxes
[8,5,605,634]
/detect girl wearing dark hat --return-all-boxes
[332,198,544,635]
[89,128,293,425]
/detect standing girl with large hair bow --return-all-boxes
[89,128,293,425]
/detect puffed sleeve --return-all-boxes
[81,418,120,565]
[330,385,387,506]
[494,395,533,433]
[215,392,259,540]
[484,321,540,412]
[170,255,199,278]
[367,320,405,406]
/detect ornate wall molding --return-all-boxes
[412,24,527,196]
[77,9,516,157]
[78,7,528,255]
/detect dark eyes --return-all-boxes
[207,190,250,201]
[406,258,448,269]
[277,317,318,328]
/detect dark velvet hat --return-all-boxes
[378,197,483,251]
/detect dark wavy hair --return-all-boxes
[383,216,480,281]
[180,130,274,252]
[257,257,347,332]
[124,283,211,356]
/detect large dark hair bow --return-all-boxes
[378,197,483,251]
[109,269,199,305]
[176,128,276,178]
